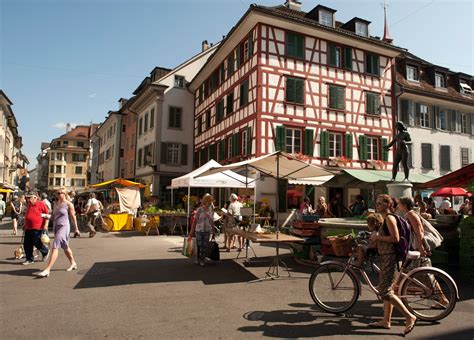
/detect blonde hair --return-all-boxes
[202,194,214,206]
[367,213,384,231]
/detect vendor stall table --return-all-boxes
[109,213,133,231]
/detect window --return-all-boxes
[143,144,153,166]
[49,165,54,173]
[144,112,148,132]
[452,111,461,133]
[226,92,234,115]
[440,145,451,171]
[285,128,302,154]
[319,10,333,27]
[75,179,86,187]
[355,22,368,37]
[227,53,234,77]
[421,143,432,169]
[365,92,380,115]
[56,153,63,161]
[138,149,143,167]
[75,166,82,174]
[72,153,86,162]
[435,73,446,88]
[460,82,473,95]
[461,113,468,134]
[63,141,68,146]
[216,99,225,122]
[105,148,111,160]
[50,152,55,161]
[227,136,233,159]
[285,77,304,104]
[328,132,343,157]
[150,108,154,129]
[55,178,61,186]
[419,104,430,128]
[174,75,185,88]
[366,137,379,160]
[329,85,345,110]
[205,110,211,129]
[239,79,249,107]
[365,53,379,76]
[461,148,470,167]
[77,141,84,148]
[49,178,53,185]
[439,109,448,130]
[138,117,143,136]
[406,65,419,81]
[242,128,250,155]
[286,32,304,59]
[167,143,180,165]
[328,44,341,67]
[197,116,202,134]
[169,107,182,128]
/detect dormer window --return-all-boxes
[174,75,185,88]
[406,65,419,82]
[435,72,446,88]
[355,22,368,37]
[460,82,473,95]
[319,10,333,27]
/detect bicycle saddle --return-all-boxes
[406,250,421,260]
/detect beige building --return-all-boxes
[46,125,95,192]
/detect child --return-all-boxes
[355,213,383,266]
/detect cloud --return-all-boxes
[52,122,81,130]
[88,93,97,98]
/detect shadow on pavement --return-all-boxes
[429,327,474,339]
[0,268,40,277]
[74,258,258,289]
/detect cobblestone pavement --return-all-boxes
[1,219,473,339]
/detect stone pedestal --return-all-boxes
[386,182,413,198]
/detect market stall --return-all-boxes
[88,178,145,231]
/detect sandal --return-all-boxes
[368,321,390,329]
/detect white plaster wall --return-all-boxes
[97,114,121,181]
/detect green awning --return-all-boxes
[323,169,437,189]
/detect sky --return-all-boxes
[1,0,472,169]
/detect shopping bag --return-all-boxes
[206,240,220,261]
[182,237,194,257]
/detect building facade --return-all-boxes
[118,97,138,180]
[190,2,404,209]
[46,125,94,192]
[396,53,474,179]
[130,47,218,200]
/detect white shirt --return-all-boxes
[440,199,451,213]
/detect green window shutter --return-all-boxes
[295,78,304,104]
[286,77,295,102]
[286,32,296,57]
[329,86,336,109]
[220,63,225,82]
[248,32,254,58]
[366,54,373,74]
[345,134,353,159]
[181,144,188,165]
[246,127,252,155]
[359,135,367,161]
[209,144,215,160]
[218,140,225,160]
[337,87,345,110]
[381,138,388,161]
[296,34,304,58]
[232,133,239,157]
[320,130,329,158]
[236,45,241,69]
[374,56,379,75]
[344,47,352,70]
[328,44,337,66]
[276,126,286,151]
[304,129,314,156]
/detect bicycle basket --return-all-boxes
[327,234,353,257]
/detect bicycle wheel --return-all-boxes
[101,216,114,232]
[309,263,359,313]
[400,268,457,322]
[93,216,102,231]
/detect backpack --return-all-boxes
[384,213,411,262]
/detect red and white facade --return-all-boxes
[190,4,405,171]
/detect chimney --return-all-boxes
[382,1,393,44]
[66,123,71,133]
[285,0,302,11]
[202,40,209,52]
[118,98,128,109]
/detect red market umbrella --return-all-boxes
[430,187,468,197]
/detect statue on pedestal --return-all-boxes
[384,121,412,182]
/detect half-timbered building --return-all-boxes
[189,1,406,210]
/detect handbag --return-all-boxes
[181,237,194,258]
[206,239,220,261]
[411,213,443,252]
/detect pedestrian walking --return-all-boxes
[83,192,103,238]
[188,194,214,266]
[21,191,50,265]
[0,194,6,222]
[10,194,26,235]
[35,188,78,278]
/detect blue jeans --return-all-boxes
[195,231,211,261]
[24,229,48,261]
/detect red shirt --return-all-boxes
[24,201,49,230]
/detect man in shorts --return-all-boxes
[83,193,103,238]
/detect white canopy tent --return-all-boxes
[197,151,335,278]
[170,159,255,233]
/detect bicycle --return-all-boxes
[309,232,459,322]
[82,211,114,232]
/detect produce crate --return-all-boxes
[327,235,353,257]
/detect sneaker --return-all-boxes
[42,249,50,262]
[22,260,34,265]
